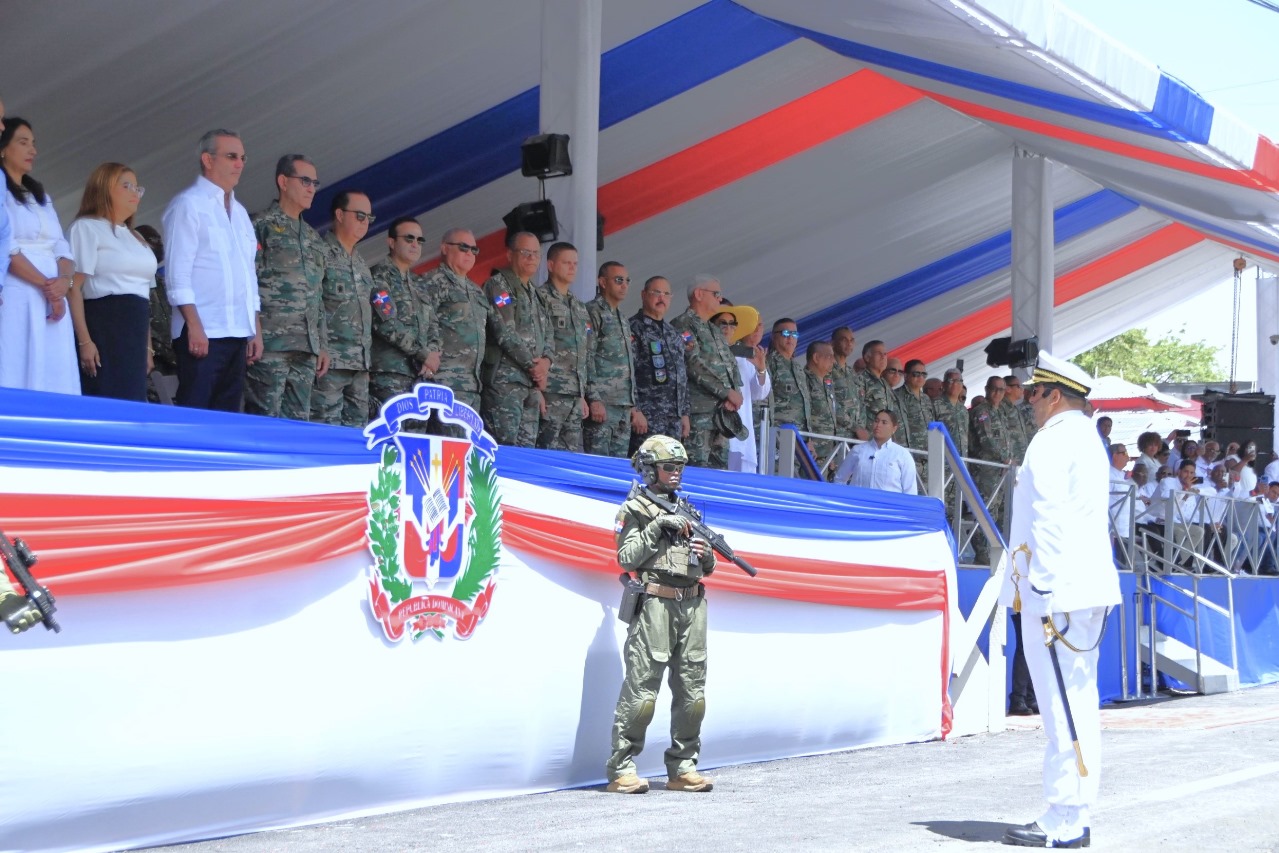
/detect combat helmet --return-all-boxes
[632,434,688,488]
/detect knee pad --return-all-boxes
[636,697,657,728]
[688,697,705,727]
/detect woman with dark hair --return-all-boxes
[67,163,157,400]
[0,116,78,393]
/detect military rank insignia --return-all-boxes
[493,292,512,307]
[371,289,396,319]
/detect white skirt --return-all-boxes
[0,258,80,395]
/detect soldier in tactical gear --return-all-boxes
[606,435,717,795]
[0,576,41,633]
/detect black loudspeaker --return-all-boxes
[520,134,572,178]
[1197,392,1276,476]
[503,200,558,243]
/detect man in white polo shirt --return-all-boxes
[835,408,916,494]
[162,129,261,411]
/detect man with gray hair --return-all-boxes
[671,274,742,469]
[245,154,329,421]
[162,129,261,411]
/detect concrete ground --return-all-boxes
[155,684,1279,852]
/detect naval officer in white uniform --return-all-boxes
[1000,352,1121,849]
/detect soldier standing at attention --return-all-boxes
[933,367,969,456]
[480,232,551,447]
[629,276,689,455]
[671,275,743,469]
[765,318,810,436]
[896,358,935,481]
[536,242,592,452]
[312,191,375,427]
[856,340,898,434]
[830,326,868,441]
[804,340,839,467]
[367,216,440,417]
[246,155,328,420]
[606,435,717,795]
[970,375,1014,563]
[427,227,539,424]
[584,261,639,458]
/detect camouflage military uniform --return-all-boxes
[427,263,536,420]
[969,399,1015,562]
[857,370,899,432]
[480,267,550,448]
[829,360,864,439]
[629,312,689,453]
[766,350,810,430]
[1001,399,1031,466]
[933,396,970,457]
[896,385,935,486]
[805,368,838,467]
[312,231,373,427]
[606,486,716,785]
[246,201,327,421]
[670,310,742,470]
[368,259,439,420]
[536,283,592,452]
[149,270,176,376]
[584,296,637,458]
[1017,400,1038,445]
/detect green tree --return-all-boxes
[1071,329,1224,384]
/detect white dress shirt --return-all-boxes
[999,409,1121,616]
[729,355,771,473]
[1108,466,1133,534]
[1262,458,1279,486]
[162,175,259,339]
[835,437,916,494]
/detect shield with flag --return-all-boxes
[394,433,470,590]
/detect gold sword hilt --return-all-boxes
[1009,543,1032,614]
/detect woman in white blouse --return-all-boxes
[67,163,157,400]
[0,117,78,394]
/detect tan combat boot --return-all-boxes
[606,773,650,794]
[667,770,713,792]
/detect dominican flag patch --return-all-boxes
[371,289,396,319]
[680,331,693,344]
[493,292,512,307]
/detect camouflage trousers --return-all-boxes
[537,392,584,452]
[583,402,632,459]
[972,465,1008,564]
[684,411,728,469]
[629,410,685,456]
[481,380,541,448]
[369,370,429,429]
[431,387,481,439]
[606,592,707,781]
[245,351,317,421]
[311,367,369,428]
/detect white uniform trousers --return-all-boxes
[1023,605,1107,844]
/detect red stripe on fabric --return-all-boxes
[1253,136,1279,191]
[897,224,1203,365]
[932,93,1279,194]
[0,494,367,596]
[597,71,922,234]
[502,506,948,611]
[412,70,922,283]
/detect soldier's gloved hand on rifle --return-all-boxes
[652,513,692,536]
[690,537,713,571]
[0,590,42,634]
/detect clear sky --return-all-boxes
[1058,0,1279,381]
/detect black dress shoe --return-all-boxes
[1008,701,1034,716]
[1003,821,1090,848]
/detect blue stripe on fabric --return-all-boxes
[306,0,795,230]
[0,389,945,541]
[798,189,1139,344]
[786,24,1213,144]
[492,446,949,540]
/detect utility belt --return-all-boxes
[617,575,704,623]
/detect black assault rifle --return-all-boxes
[0,530,60,632]
[637,485,758,577]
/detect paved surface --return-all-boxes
[155,684,1279,852]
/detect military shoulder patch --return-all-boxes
[371,289,396,319]
[493,292,512,307]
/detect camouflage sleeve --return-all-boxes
[616,505,664,570]
[371,283,427,359]
[425,295,441,354]
[585,302,604,403]
[673,329,691,417]
[486,299,534,371]
[252,217,270,284]
[676,322,731,403]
